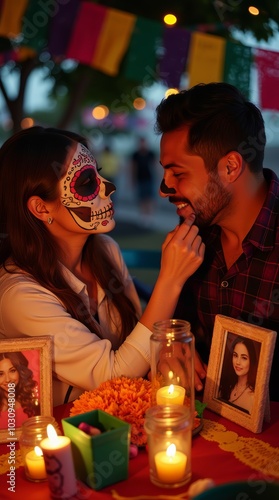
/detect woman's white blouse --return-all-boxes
[0,235,151,406]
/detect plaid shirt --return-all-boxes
[175,169,279,401]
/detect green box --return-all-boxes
[62,410,130,490]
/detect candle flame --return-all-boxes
[166,443,176,457]
[47,423,59,443]
[168,384,174,395]
[34,446,43,457]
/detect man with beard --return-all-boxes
[155,82,279,402]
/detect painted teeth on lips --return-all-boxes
[92,203,113,220]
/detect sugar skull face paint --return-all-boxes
[61,143,116,230]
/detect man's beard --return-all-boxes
[178,172,232,228]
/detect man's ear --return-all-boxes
[27,196,49,222]
[218,152,243,184]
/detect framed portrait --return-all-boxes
[203,315,277,433]
[0,336,53,442]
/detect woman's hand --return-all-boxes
[159,214,205,288]
[140,215,205,330]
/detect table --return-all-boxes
[0,402,279,499]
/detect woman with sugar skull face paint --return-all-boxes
[61,142,116,231]
[0,127,206,406]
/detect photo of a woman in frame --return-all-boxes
[0,351,40,430]
[218,334,260,415]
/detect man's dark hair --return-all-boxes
[155,82,266,173]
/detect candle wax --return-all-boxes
[155,449,187,483]
[156,385,185,405]
[25,450,47,480]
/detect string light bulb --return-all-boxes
[163,14,177,26]
[248,6,260,16]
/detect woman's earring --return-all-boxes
[47,217,53,225]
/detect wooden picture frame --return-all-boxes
[0,336,53,442]
[203,315,277,433]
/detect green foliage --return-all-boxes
[195,400,207,418]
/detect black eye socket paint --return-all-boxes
[160,178,176,194]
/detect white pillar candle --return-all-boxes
[156,384,185,405]
[155,443,187,484]
[25,446,47,481]
[40,424,77,499]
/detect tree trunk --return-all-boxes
[0,57,39,134]
[57,66,93,130]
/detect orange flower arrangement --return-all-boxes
[70,376,203,446]
[70,376,152,446]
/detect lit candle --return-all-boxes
[155,443,187,484]
[156,384,185,405]
[40,424,77,499]
[25,446,47,481]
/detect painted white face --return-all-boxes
[61,143,116,231]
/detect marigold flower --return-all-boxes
[70,376,152,446]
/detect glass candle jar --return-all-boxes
[150,319,195,418]
[19,415,60,482]
[144,404,192,488]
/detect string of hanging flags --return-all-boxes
[0,0,278,111]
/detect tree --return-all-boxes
[0,0,278,134]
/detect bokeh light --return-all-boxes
[133,97,146,110]
[92,105,109,120]
[163,14,177,26]
[2,119,13,132]
[165,88,179,98]
[21,117,34,129]
[248,6,260,15]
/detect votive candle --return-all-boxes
[144,405,192,487]
[155,443,187,484]
[156,384,185,405]
[25,446,47,481]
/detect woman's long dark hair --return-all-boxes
[0,127,138,342]
[219,336,259,401]
[0,352,38,417]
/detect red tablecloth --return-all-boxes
[0,402,278,499]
